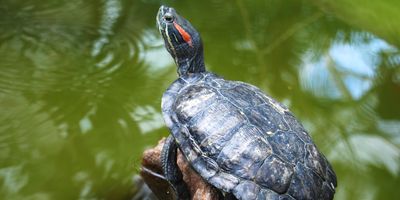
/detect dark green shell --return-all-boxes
[162,72,337,200]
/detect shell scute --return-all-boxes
[233,181,260,200]
[287,164,324,200]
[186,99,246,153]
[198,121,244,158]
[304,144,327,178]
[283,112,306,133]
[255,155,294,194]
[243,103,290,134]
[208,172,240,192]
[268,130,306,164]
[256,189,280,200]
[191,157,217,179]
[216,125,272,179]
[220,84,265,108]
[174,85,218,123]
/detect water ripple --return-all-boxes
[0,0,152,96]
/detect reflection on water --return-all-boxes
[332,133,399,175]
[300,32,394,100]
[131,105,164,134]
[0,0,399,199]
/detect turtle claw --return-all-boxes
[161,135,190,200]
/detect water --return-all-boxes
[0,0,399,199]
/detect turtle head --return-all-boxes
[157,5,205,76]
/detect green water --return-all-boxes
[0,0,399,199]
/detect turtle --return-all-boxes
[156,5,337,200]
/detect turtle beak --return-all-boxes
[156,6,163,31]
[159,5,169,14]
[156,5,169,29]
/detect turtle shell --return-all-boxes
[162,72,337,200]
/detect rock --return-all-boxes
[140,138,222,200]
[132,175,158,200]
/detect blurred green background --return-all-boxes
[0,0,399,199]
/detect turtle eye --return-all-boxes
[164,13,174,23]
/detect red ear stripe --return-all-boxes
[173,22,193,47]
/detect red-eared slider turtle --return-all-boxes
[157,5,337,200]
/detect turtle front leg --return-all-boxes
[161,135,190,200]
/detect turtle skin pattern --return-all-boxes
[162,72,337,200]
